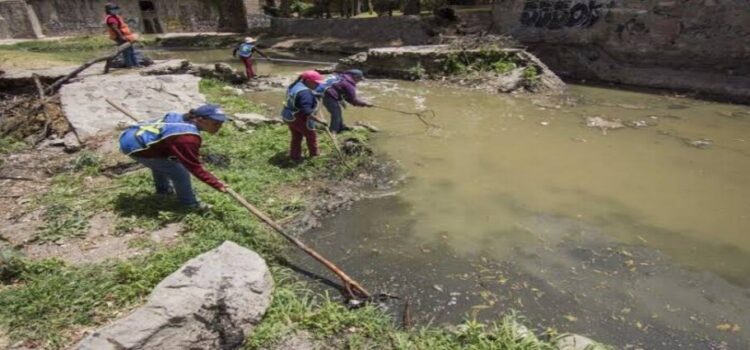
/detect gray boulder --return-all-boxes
[74,241,274,350]
[234,113,282,126]
[60,74,205,140]
[63,132,82,153]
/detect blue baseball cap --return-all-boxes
[191,104,228,122]
[345,69,365,79]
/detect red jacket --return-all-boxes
[132,134,224,190]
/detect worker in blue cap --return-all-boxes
[319,69,373,134]
[119,104,228,209]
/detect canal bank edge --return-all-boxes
[0,37,612,348]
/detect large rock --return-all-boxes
[233,113,282,126]
[74,241,274,350]
[60,74,205,139]
[336,45,566,94]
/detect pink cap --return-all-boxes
[300,70,324,83]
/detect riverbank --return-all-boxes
[0,39,602,348]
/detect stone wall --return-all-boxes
[24,0,249,37]
[270,15,433,46]
[491,0,750,101]
[0,0,42,39]
[243,0,271,30]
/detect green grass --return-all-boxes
[0,79,563,349]
[442,51,524,76]
[248,273,559,349]
[0,35,157,68]
[0,123,361,347]
[0,79,367,348]
[199,79,266,115]
[0,137,27,157]
[0,35,156,52]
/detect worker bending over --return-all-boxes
[119,105,228,209]
[319,69,372,134]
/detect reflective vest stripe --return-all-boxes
[119,113,201,155]
[281,82,318,130]
[238,43,254,58]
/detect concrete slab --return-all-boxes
[1,62,106,80]
[0,35,71,46]
[60,73,205,139]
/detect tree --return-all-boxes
[403,0,420,15]
[280,0,292,17]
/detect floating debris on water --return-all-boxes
[685,139,713,149]
[585,116,625,134]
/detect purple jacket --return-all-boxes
[324,73,368,106]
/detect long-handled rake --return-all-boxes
[227,188,371,299]
[371,104,439,129]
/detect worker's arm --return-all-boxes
[340,81,372,107]
[232,47,238,58]
[107,23,127,42]
[255,48,271,60]
[166,135,226,192]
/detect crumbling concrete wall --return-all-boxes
[491,0,750,101]
[0,0,43,39]
[25,0,249,37]
[243,0,271,29]
[270,15,433,46]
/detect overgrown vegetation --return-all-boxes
[407,62,426,80]
[442,50,528,76]
[247,272,561,349]
[0,79,561,349]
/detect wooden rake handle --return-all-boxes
[226,188,370,299]
[311,113,352,170]
[105,98,140,122]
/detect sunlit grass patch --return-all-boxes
[0,79,363,347]
[0,35,157,69]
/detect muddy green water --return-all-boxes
[160,49,750,349]
[294,81,750,349]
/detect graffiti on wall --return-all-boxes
[520,0,610,29]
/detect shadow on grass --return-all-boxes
[111,192,189,220]
[278,257,348,298]
[268,151,303,169]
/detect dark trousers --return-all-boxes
[115,38,138,67]
[130,156,198,207]
[323,94,345,133]
[241,56,255,79]
[287,114,318,161]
